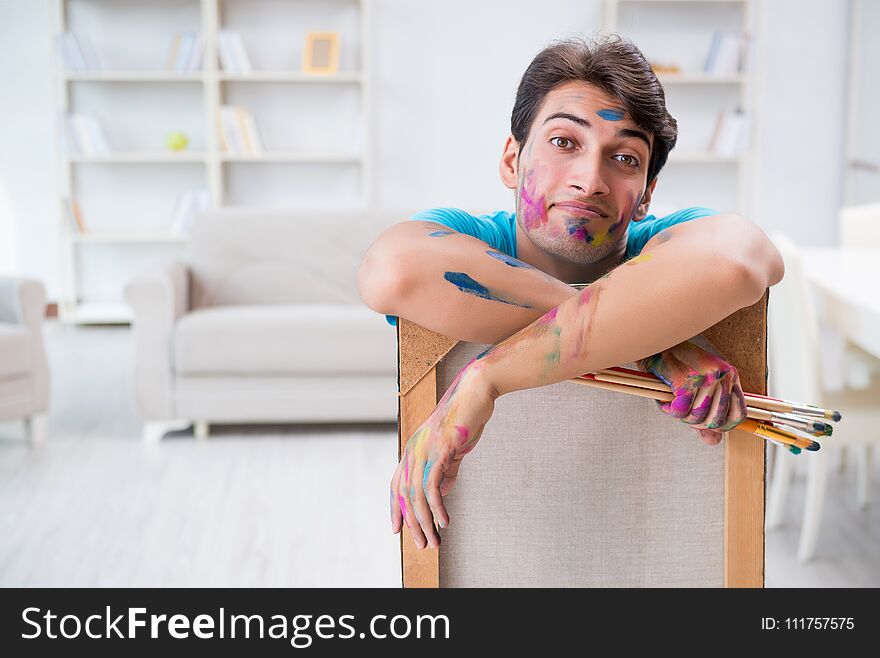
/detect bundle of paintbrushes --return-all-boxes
[569,366,842,455]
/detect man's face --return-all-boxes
[501,81,656,264]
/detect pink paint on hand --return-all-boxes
[455,425,470,445]
[398,494,409,527]
[690,395,713,419]
[404,459,409,485]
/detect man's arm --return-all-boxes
[357,219,575,344]
[473,213,784,397]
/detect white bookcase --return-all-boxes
[53,0,372,324]
[604,0,758,218]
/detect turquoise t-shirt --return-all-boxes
[384,206,717,326]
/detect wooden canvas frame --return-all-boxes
[396,291,768,588]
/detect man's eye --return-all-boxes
[614,154,640,167]
[550,137,575,150]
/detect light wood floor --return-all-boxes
[0,321,877,587]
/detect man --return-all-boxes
[357,35,784,551]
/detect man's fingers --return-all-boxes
[697,428,723,445]
[683,385,716,425]
[411,459,440,549]
[424,458,449,531]
[719,377,749,431]
[390,461,403,534]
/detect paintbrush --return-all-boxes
[590,372,833,436]
[568,375,820,452]
[596,366,843,422]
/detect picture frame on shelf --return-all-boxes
[302,32,340,74]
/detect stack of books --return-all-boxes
[59,113,111,155]
[703,30,751,75]
[217,106,264,154]
[169,188,211,236]
[54,31,99,71]
[166,30,205,72]
[217,30,252,74]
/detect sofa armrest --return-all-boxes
[0,276,50,410]
[124,259,191,421]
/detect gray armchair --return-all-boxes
[0,276,49,445]
[124,209,399,442]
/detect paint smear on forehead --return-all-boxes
[597,108,625,121]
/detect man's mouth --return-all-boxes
[552,201,609,219]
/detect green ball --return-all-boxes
[166,131,189,151]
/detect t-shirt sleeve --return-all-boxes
[626,206,718,258]
[384,207,515,327]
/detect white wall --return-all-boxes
[0,0,853,300]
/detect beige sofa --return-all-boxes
[0,276,49,445]
[124,209,399,442]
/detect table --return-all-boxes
[800,247,880,358]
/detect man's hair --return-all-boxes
[510,34,677,184]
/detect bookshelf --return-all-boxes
[53,0,372,324]
[604,0,757,217]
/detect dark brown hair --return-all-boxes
[511,34,677,183]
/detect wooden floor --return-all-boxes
[0,321,877,587]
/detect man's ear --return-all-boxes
[499,135,521,190]
[632,178,657,221]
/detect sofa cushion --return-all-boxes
[0,322,30,379]
[174,304,398,376]
[187,210,397,310]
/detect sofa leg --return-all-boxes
[142,420,192,443]
[194,421,209,440]
[24,414,48,446]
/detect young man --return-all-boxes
[357,35,784,551]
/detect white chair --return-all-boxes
[0,276,49,445]
[765,232,880,561]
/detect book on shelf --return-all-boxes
[217,105,264,154]
[703,30,751,75]
[62,197,87,233]
[217,30,253,74]
[708,108,749,157]
[59,112,111,155]
[169,188,210,236]
[166,30,205,73]
[54,31,100,72]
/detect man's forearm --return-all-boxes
[374,222,577,344]
[473,218,768,398]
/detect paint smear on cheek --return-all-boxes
[520,167,549,232]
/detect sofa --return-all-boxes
[0,276,49,445]
[124,209,399,442]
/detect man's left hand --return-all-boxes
[637,337,748,445]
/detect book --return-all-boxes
[703,30,746,75]
[174,31,196,73]
[62,113,111,155]
[62,197,87,233]
[218,106,263,154]
[217,30,252,74]
[708,109,749,156]
[169,188,210,236]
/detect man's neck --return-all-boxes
[514,221,628,285]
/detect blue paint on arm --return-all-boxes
[443,272,533,308]
[485,249,537,269]
[428,230,455,237]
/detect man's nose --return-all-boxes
[567,151,610,197]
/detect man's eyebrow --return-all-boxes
[543,112,652,152]
[617,128,651,151]
[542,112,591,129]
